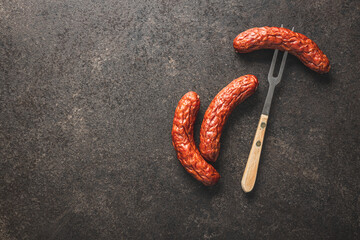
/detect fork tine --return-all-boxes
[277,51,289,80]
[268,25,294,80]
[276,27,295,80]
[268,49,279,79]
[268,24,283,79]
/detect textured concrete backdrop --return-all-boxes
[1,0,359,239]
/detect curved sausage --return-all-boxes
[199,75,259,162]
[233,27,330,73]
[172,92,220,186]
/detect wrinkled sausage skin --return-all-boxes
[233,27,330,73]
[172,92,220,186]
[199,75,259,162]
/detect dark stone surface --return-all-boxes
[0,0,359,239]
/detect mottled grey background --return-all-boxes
[0,0,359,239]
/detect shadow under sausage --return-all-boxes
[233,49,274,66]
[304,64,334,85]
[235,48,333,83]
[218,90,260,160]
[208,91,261,194]
[197,180,223,196]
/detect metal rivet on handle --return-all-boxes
[256,141,261,147]
[261,122,266,128]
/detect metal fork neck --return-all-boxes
[262,83,276,116]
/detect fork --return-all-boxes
[241,25,294,193]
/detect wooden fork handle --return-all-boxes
[241,114,268,193]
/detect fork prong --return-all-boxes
[268,24,283,80]
[277,51,289,80]
[276,27,294,80]
[268,49,279,80]
[268,25,294,81]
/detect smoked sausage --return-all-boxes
[233,27,330,73]
[172,92,220,186]
[199,75,258,162]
